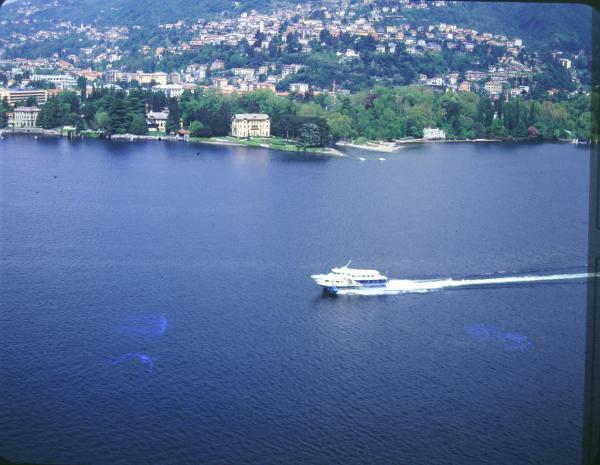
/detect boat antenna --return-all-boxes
[344,259,352,268]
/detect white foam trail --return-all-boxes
[335,272,595,296]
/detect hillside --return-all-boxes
[1,0,276,25]
[404,2,592,53]
[1,0,593,54]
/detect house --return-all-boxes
[103,69,125,83]
[168,72,181,84]
[151,84,184,99]
[289,83,309,94]
[146,110,169,132]
[281,64,303,77]
[423,127,446,140]
[446,72,459,85]
[231,68,255,80]
[465,70,487,82]
[558,58,572,69]
[281,65,295,78]
[8,106,40,128]
[210,60,225,70]
[32,74,77,89]
[484,81,503,96]
[426,77,444,87]
[212,77,229,89]
[231,113,271,138]
[127,71,168,86]
[458,81,471,92]
[0,87,48,106]
[510,85,529,98]
[257,82,276,93]
[183,64,207,83]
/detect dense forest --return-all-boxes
[2,84,594,143]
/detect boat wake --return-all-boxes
[334,271,594,296]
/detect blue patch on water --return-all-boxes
[159,316,168,334]
[465,324,532,352]
[111,353,155,372]
[118,314,168,336]
[109,315,165,373]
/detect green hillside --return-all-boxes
[404,2,592,53]
[1,0,593,53]
[1,0,274,25]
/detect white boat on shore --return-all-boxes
[311,261,388,294]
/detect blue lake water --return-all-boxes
[0,136,590,464]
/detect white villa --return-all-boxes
[231,113,271,138]
[8,107,40,129]
[146,110,169,132]
[423,127,446,140]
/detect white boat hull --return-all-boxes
[311,264,388,294]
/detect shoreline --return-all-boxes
[336,137,596,153]
[0,129,346,157]
[1,129,594,154]
[184,135,346,157]
[336,138,508,152]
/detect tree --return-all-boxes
[94,111,110,131]
[327,113,353,140]
[298,123,321,149]
[25,96,38,107]
[0,97,9,128]
[17,72,589,142]
[151,91,167,111]
[166,97,181,134]
[36,97,62,129]
[189,121,211,137]
[319,29,333,46]
[489,118,507,138]
[77,76,87,90]
[276,113,298,139]
[129,113,148,135]
[476,96,494,131]
[107,94,129,134]
[65,112,83,131]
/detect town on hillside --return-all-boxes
[0,0,594,144]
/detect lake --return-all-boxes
[0,135,590,464]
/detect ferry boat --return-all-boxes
[311,261,388,294]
